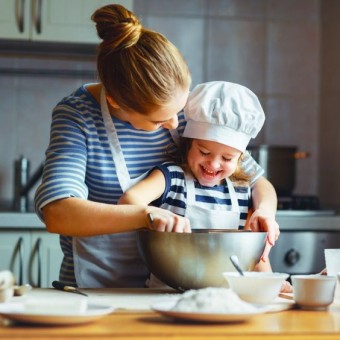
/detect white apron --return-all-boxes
[73,89,179,288]
[184,173,240,230]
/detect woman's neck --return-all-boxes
[85,83,101,104]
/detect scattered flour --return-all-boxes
[171,287,257,313]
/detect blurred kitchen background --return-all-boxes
[0,0,339,212]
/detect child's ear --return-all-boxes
[106,95,120,109]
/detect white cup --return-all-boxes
[324,249,340,275]
[291,274,337,310]
[0,270,15,303]
[324,249,340,299]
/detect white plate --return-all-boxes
[151,300,266,323]
[0,304,114,326]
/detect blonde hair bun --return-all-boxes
[92,4,142,50]
[92,3,191,114]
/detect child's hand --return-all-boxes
[319,268,327,275]
[247,208,280,262]
[146,208,191,233]
[280,280,293,293]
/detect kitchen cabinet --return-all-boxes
[0,228,62,288]
[0,0,133,43]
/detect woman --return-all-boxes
[34,4,279,288]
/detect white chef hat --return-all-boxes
[183,81,265,152]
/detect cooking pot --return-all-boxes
[248,145,309,196]
[136,229,266,291]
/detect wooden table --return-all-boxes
[1,288,340,340]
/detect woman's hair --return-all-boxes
[91,4,191,114]
[173,138,254,184]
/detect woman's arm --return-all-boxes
[43,168,191,236]
[43,197,148,236]
[43,196,191,236]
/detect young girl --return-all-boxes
[119,81,266,232]
[119,81,292,291]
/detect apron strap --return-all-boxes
[226,178,239,213]
[100,89,132,192]
[184,173,196,204]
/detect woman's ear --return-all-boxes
[106,95,120,109]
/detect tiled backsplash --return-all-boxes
[0,0,338,209]
[0,55,97,207]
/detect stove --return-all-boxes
[269,196,340,275]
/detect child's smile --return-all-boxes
[187,139,241,187]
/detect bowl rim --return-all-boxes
[138,228,267,234]
[223,272,289,279]
[191,229,253,233]
[291,274,337,281]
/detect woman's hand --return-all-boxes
[146,207,191,233]
[248,208,280,262]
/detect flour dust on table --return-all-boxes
[171,287,258,313]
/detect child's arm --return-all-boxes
[248,177,280,261]
[245,209,273,271]
[118,169,191,233]
[118,169,166,205]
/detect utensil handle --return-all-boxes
[229,255,245,276]
[52,280,88,296]
[52,280,68,291]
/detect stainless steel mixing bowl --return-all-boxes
[136,229,267,291]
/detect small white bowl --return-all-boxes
[0,270,15,303]
[0,287,14,303]
[291,274,337,310]
[223,272,289,304]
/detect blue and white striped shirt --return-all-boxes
[153,162,253,229]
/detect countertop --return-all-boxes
[276,213,340,231]
[1,210,340,231]
[0,212,44,229]
[1,288,340,339]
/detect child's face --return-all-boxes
[187,139,241,187]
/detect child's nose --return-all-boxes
[208,157,221,169]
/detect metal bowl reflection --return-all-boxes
[136,229,266,291]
